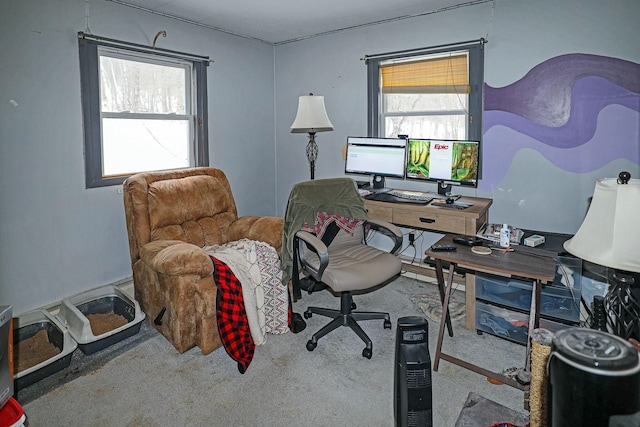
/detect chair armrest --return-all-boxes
[365,218,403,254]
[139,240,213,277]
[295,230,329,280]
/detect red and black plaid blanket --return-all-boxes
[212,254,299,374]
[212,255,255,374]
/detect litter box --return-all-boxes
[57,285,145,355]
[13,309,77,390]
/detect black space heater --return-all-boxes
[547,328,640,427]
[394,316,432,427]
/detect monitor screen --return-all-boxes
[344,136,406,179]
[406,138,480,190]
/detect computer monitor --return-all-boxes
[406,138,480,196]
[345,136,406,192]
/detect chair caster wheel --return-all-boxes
[362,347,372,359]
[477,330,483,335]
[306,340,317,351]
[383,319,392,329]
[351,302,357,310]
[304,311,312,319]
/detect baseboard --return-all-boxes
[28,277,134,317]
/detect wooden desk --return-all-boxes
[365,194,492,330]
[364,195,492,235]
[426,235,557,391]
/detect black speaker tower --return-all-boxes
[394,316,432,427]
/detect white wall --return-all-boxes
[273,0,640,232]
[0,0,276,314]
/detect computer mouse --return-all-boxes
[446,197,454,204]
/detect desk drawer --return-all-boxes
[475,301,575,346]
[392,208,466,233]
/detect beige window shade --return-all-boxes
[381,54,469,94]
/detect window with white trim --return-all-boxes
[78,33,209,188]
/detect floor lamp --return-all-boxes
[290,94,333,180]
[563,172,640,339]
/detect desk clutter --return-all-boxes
[478,223,525,245]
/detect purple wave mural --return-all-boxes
[481,53,640,191]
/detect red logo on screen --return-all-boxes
[433,144,449,150]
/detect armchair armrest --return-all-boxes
[365,218,403,254]
[294,230,329,281]
[229,215,284,255]
[139,240,213,277]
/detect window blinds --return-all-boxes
[380,54,469,94]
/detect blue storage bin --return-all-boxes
[475,301,576,345]
[475,256,582,323]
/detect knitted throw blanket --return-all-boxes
[206,239,289,373]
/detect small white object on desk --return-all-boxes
[524,234,545,247]
[472,246,492,255]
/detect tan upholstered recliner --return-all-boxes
[123,167,283,354]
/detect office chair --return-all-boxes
[283,178,403,358]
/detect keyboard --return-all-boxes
[387,190,433,202]
[364,192,432,205]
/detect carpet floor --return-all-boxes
[20,275,529,426]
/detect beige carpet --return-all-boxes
[21,276,528,426]
[411,292,466,323]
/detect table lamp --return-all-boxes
[290,94,333,180]
[563,171,640,339]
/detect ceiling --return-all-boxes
[108,0,490,45]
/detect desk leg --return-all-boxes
[434,259,454,337]
[525,279,542,372]
[433,261,456,372]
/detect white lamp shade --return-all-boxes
[563,177,640,273]
[290,95,333,133]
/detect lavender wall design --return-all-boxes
[481,53,640,193]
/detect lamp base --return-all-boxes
[605,272,640,340]
[306,132,318,180]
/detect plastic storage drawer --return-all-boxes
[475,257,582,323]
[475,301,574,345]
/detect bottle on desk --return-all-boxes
[500,224,510,248]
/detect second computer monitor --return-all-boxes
[406,138,479,195]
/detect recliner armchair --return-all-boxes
[123,167,283,354]
[282,178,403,358]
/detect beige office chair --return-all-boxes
[282,178,403,358]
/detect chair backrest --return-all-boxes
[281,177,368,285]
[123,167,239,265]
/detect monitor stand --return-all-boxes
[370,175,392,193]
[433,182,460,200]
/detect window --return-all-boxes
[366,41,484,142]
[78,33,209,188]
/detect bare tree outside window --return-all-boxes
[98,52,193,176]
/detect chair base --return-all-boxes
[304,292,391,358]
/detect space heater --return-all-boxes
[394,316,432,427]
[547,328,640,426]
